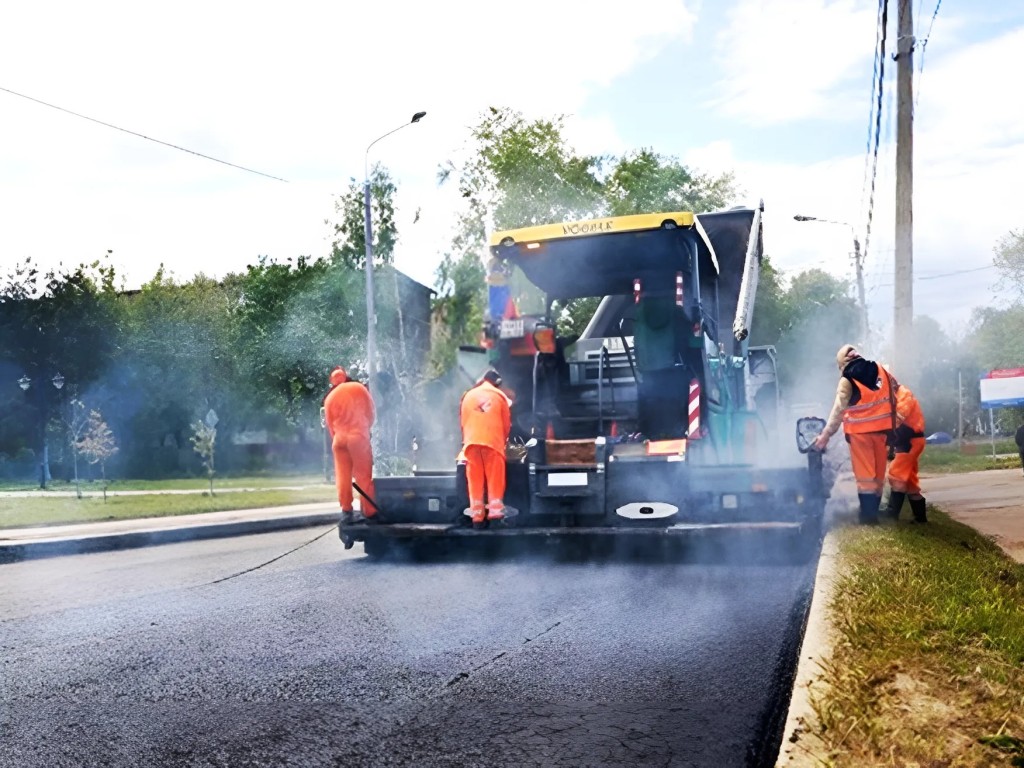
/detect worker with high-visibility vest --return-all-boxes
[324,366,376,524]
[459,369,511,529]
[812,344,926,524]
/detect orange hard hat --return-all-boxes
[329,366,348,386]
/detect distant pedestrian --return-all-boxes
[1015,423,1024,476]
[812,344,927,524]
[324,366,376,524]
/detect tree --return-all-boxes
[993,228,1024,300]
[190,420,216,496]
[330,164,398,270]
[64,399,89,499]
[604,149,736,216]
[78,408,118,501]
[774,269,861,403]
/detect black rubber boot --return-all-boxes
[885,491,906,520]
[858,493,881,525]
[909,497,928,524]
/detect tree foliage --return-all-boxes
[330,164,398,269]
[190,419,217,495]
[78,407,118,501]
[993,228,1024,301]
[605,149,736,216]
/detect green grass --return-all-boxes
[919,439,1020,474]
[0,473,331,493]
[806,510,1024,766]
[0,487,336,529]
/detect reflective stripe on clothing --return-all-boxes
[849,431,887,495]
[842,366,895,434]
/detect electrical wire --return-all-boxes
[916,0,943,106]
[859,0,886,215]
[0,84,288,183]
[861,0,889,266]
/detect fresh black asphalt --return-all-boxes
[0,527,817,767]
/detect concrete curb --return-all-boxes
[775,529,839,766]
[0,512,340,564]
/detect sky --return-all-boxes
[2,0,1022,344]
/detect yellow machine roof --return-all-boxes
[488,211,695,248]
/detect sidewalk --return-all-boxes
[0,485,319,498]
[0,502,340,563]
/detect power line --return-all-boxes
[861,0,889,266]
[0,85,288,183]
[918,264,995,280]
[859,0,885,216]
[916,0,942,106]
[870,264,996,288]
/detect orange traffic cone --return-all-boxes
[610,421,618,437]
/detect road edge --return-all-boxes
[0,512,340,564]
[775,528,839,767]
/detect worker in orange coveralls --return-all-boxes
[812,344,925,524]
[885,377,928,523]
[324,366,376,524]
[460,369,512,529]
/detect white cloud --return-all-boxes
[0,0,697,288]
[681,19,1024,344]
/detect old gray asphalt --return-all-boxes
[0,527,815,767]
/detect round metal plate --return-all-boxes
[615,502,679,520]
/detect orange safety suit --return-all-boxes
[324,368,376,514]
[459,380,511,523]
[887,383,925,496]
[842,364,897,497]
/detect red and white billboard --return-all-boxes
[980,368,1024,409]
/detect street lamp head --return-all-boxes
[411,111,427,123]
[793,215,817,222]
[52,373,64,390]
[18,375,30,392]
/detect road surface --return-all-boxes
[0,528,817,767]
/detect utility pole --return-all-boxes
[793,215,869,344]
[852,235,867,345]
[957,368,964,449]
[894,0,915,377]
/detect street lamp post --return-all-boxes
[793,215,868,344]
[18,372,65,489]
[362,110,426,398]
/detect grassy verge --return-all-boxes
[0,474,330,493]
[919,441,1020,474]
[0,487,336,529]
[807,510,1024,766]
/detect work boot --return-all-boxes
[885,491,907,520]
[340,510,355,525]
[857,493,880,525]
[909,497,928,524]
[468,507,487,530]
[486,501,506,522]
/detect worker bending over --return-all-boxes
[812,344,926,524]
[885,374,927,522]
[324,366,376,524]
[460,369,511,529]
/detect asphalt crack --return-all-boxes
[443,617,567,690]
